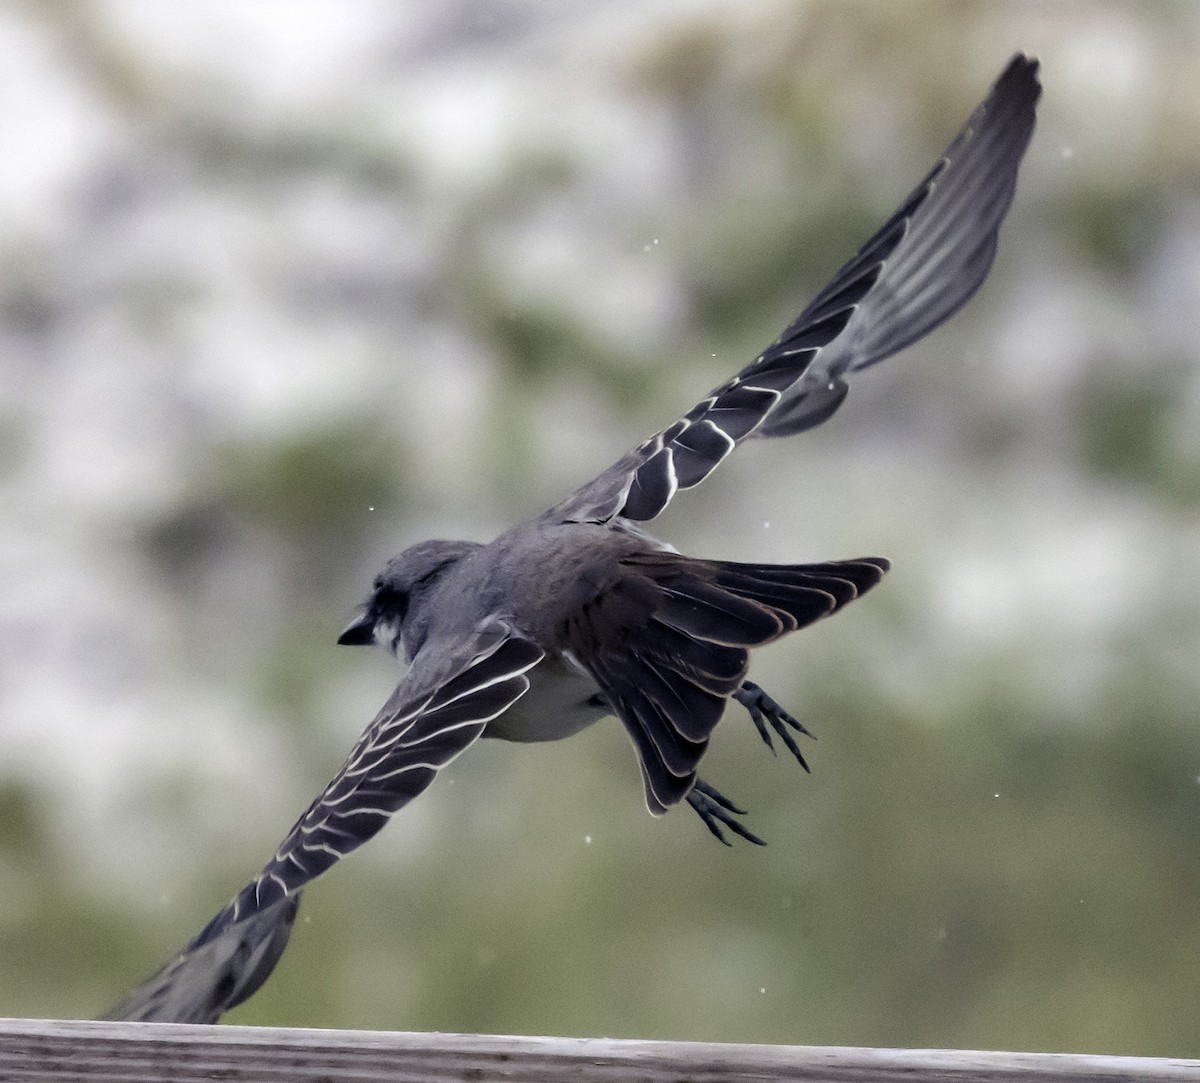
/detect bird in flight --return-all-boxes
[106,54,1040,1024]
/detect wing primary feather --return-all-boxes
[106,627,543,1025]
[550,55,1038,525]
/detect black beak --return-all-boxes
[337,613,376,646]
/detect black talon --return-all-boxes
[687,778,766,847]
[735,681,813,772]
[693,777,748,815]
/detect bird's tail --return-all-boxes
[102,892,300,1024]
[570,551,889,813]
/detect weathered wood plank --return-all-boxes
[1,1018,1198,1083]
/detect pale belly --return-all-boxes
[482,654,610,743]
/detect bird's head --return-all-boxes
[337,538,481,654]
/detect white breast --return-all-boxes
[483,653,609,743]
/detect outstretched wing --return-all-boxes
[222,625,544,922]
[106,622,544,1023]
[103,895,300,1024]
[552,54,1040,526]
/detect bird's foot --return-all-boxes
[687,778,765,847]
[734,680,812,770]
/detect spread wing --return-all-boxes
[552,54,1040,526]
[106,622,544,1023]
[223,625,544,920]
[102,895,300,1025]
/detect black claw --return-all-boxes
[746,703,777,754]
[684,685,813,846]
[692,777,748,815]
[696,808,734,847]
[735,681,813,771]
[687,779,766,847]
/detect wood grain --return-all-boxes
[2,1018,1198,1083]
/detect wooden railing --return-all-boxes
[2,1018,1198,1082]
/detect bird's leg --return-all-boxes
[734,681,813,771]
[687,778,765,847]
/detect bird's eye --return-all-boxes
[376,586,409,624]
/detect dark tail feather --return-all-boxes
[653,575,788,645]
[626,552,889,635]
[573,552,889,815]
[708,556,890,628]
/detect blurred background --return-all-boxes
[2,0,1199,1057]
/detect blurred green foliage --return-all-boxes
[2,0,1199,1060]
